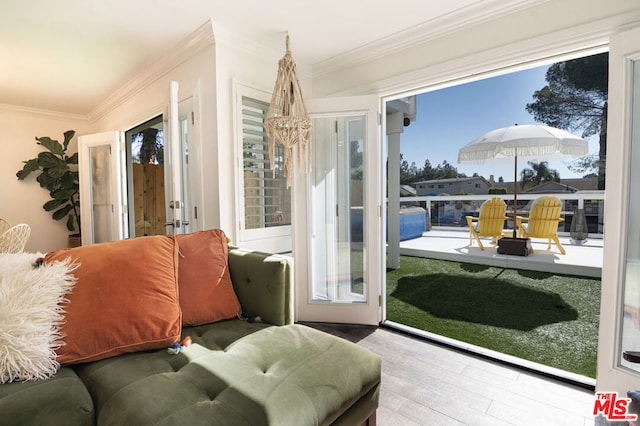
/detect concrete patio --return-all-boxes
[398,229,603,278]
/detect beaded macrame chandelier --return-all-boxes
[265,34,311,188]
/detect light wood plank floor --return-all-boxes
[303,323,597,426]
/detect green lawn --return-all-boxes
[386,256,601,378]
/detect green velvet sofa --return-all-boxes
[0,246,381,425]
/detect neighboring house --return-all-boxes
[414,176,491,196]
[522,181,580,193]
[489,178,598,194]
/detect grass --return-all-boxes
[386,256,601,378]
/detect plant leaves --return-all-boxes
[36,136,64,156]
[66,152,78,164]
[36,172,57,190]
[51,187,76,200]
[37,151,63,168]
[16,158,40,180]
[43,199,66,211]
[63,130,75,152]
[46,164,69,179]
[52,204,72,221]
[66,214,76,232]
[59,171,79,189]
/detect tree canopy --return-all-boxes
[520,161,560,190]
[526,52,608,189]
[399,155,466,185]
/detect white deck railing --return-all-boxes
[398,191,605,237]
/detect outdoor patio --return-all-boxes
[398,229,603,278]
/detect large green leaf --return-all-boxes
[52,204,72,221]
[36,136,64,156]
[59,171,79,187]
[44,162,69,179]
[16,158,40,180]
[43,199,66,211]
[62,130,75,152]
[36,172,58,191]
[37,151,63,168]
[51,187,76,200]
[66,214,77,232]
[66,152,78,164]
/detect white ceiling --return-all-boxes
[0,0,526,116]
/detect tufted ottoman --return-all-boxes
[74,320,381,425]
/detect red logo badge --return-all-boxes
[593,392,638,421]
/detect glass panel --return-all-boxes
[622,59,640,373]
[124,116,166,237]
[89,145,113,243]
[179,112,191,233]
[309,115,366,303]
[241,96,291,230]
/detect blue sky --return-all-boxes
[398,65,600,182]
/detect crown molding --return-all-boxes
[87,20,215,122]
[318,9,640,99]
[0,103,89,121]
[312,0,548,78]
[211,23,312,80]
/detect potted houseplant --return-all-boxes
[16,130,81,246]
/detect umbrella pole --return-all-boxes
[513,151,518,238]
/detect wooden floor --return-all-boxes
[303,322,598,426]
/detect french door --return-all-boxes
[294,96,383,325]
[597,26,640,394]
[78,81,197,243]
[78,131,126,243]
[164,81,193,235]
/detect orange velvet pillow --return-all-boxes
[175,230,241,326]
[45,235,181,365]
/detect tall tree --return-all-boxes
[520,161,560,189]
[526,52,608,189]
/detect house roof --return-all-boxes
[489,178,598,194]
[523,181,580,193]
[414,176,490,186]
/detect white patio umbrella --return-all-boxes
[458,124,589,237]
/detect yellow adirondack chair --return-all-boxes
[467,197,507,250]
[516,196,566,254]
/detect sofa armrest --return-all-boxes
[228,247,294,326]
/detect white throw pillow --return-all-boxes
[0,252,76,383]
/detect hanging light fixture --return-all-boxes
[265,34,311,188]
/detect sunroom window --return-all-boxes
[241,96,291,229]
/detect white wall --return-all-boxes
[0,20,312,254]
[87,21,312,246]
[91,37,217,236]
[0,107,90,253]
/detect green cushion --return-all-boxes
[0,367,94,425]
[228,248,293,326]
[75,321,381,425]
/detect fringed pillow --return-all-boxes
[0,253,76,383]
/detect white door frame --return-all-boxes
[597,25,640,395]
[293,95,383,325]
[78,131,125,244]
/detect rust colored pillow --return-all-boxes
[45,235,181,365]
[175,230,241,326]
